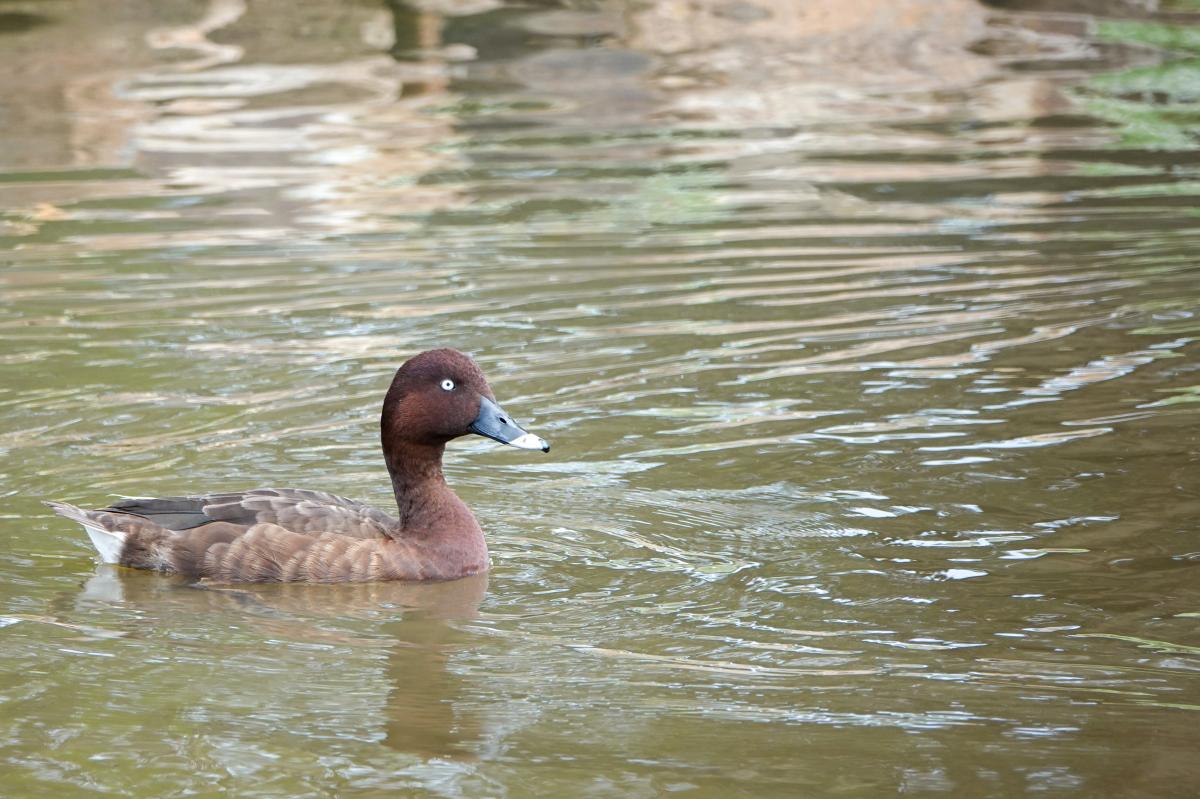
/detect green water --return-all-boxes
[2,1,1200,796]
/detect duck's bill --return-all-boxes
[471,396,550,452]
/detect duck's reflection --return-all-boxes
[378,589,486,757]
[77,566,489,759]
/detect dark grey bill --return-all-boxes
[470,396,550,452]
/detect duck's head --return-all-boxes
[381,348,549,453]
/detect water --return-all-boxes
[2,0,1200,795]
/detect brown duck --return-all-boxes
[46,349,549,583]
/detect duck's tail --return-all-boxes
[44,501,128,564]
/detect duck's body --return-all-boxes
[47,349,548,584]
[46,487,486,582]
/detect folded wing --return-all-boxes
[105,488,397,539]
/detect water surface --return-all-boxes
[2,1,1200,796]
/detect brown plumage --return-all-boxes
[46,349,549,583]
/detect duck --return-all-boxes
[46,348,549,583]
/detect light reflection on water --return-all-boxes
[2,0,1200,796]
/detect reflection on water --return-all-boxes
[2,0,1200,796]
[71,568,490,759]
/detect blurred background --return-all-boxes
[2,0,1199,796]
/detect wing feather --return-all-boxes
[106,488,396,539]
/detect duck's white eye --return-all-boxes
[440,379,455,391]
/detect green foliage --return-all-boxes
[1077,18,1200,149]
[1097,19,1200,52]
[1088,60,1200,100]
[1142,385,1200,407]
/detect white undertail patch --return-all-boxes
[82,524,126,564]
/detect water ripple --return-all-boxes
[3,0,1200,795]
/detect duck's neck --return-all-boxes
[384,441,481,542]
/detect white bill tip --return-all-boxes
[507,432,550,451]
